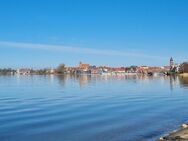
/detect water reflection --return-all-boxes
[1,74,188,141]
[56,75,67,87]
[56,74,188,89]
[178,76,188,88]
[169,75,178,91]
[167,75,188,90]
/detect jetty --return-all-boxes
[158,124,188,141]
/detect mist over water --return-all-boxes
[0,75,188,141]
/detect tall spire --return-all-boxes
[170,57,173,62]
[170,57,174,67]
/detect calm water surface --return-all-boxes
[0,75,188,141]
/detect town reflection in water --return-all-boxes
[55,74,188,89]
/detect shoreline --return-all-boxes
[1,72,188,77]
[158,124,188,141]
[179,73,188,77]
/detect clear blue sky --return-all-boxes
[0,0,188,68]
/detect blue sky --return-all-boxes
[0,0,188,68]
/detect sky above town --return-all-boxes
[0,0,188,68]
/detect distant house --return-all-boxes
[66,67,77,74]
[17,69,31,75]
[127,66,138,73]
[45,68,55,74]
[91,68,101,74]
[163,66,171,71]
[112,68,125,73]
[102,68,109,72]
[89,65,97,69]
[148,67,163,73]
[137,66,149,73]
[50,69,55,74]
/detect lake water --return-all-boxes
[0,75,188,141]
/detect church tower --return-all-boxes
[170,57,174,68]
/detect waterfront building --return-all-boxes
[16,69,31,75]
[79,62,90,71]
[163,66,170,71]
[137,66,149,74]
[128,66,138,73]
[43,68,55,74]
[50,68,55,74]
[65,67,77,74]
[77,62,91,74]
[112,68,126,73]
[91,68,102,74]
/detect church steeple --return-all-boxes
[170,57,174,68]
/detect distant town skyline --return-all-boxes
[0,0,188,68]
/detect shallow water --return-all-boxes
[0,75,188,141]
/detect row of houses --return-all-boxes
[69,60,188,75]
[7,65,166,75]
[66,62,168,75]
[4,59,188,76]
[16,68,55,75]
